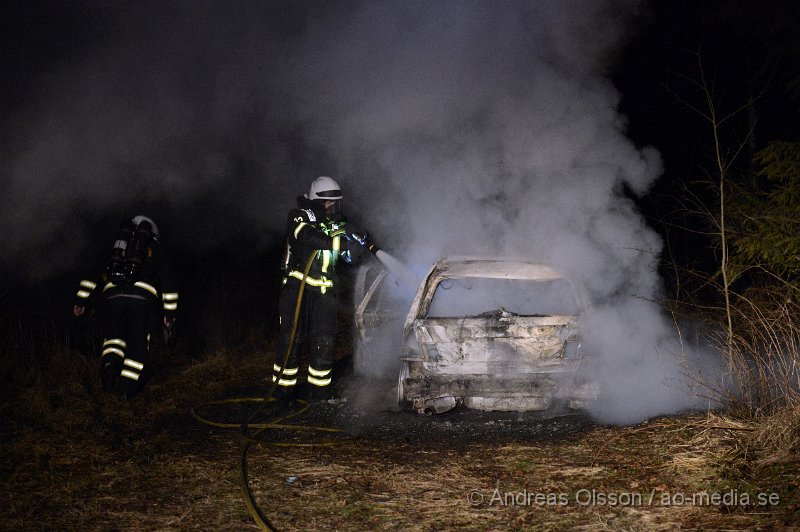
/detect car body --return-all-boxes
[354,256,598,415]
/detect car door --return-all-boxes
[352,263,415,376]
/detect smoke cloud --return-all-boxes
[1,0,717,423]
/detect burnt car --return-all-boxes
[354,257,597,415]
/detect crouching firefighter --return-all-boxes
[273,176,378,402]
[73,215,179,399]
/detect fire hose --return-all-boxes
[190,250,347,531]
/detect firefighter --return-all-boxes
[273,176,377,402]
[73,215,179,398]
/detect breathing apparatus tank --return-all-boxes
[108,216,159,282]
[108,220,136,282]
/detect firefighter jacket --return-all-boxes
[74,251,179,319]
[282,201,360,294]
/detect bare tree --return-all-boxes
[668,49,760,357]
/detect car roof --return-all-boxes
[430,257,565,281]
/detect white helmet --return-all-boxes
[308,176,343,201]
[130,215,160,242]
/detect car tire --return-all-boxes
[397,359,410,409]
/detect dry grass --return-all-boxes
[242,415,796,531]
[665,282,800,524]
[713,285,800,418]
[668,411,800,524]
[2,338,796,530]
[669,413,756,485]
[751,404,800,466]
[1,286,798,530]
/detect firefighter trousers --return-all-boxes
[273,278,338,394]
[99,287,158,398]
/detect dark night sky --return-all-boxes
[1,0,798,288]
[614,0,800,282]
[616,0,800,173]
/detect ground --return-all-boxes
[1,347,797,531]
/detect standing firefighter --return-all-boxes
[273,176,378,402]
[73,215,179,398]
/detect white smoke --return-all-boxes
[1,1,718,422]
[279,1,715,422]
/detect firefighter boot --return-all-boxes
[272,384,297,401]
[307,336,335,403]
[101,359,120,392]
[115,353,147,399]
[272,329,301,401]
[307,384,332,403]
[116,378,140,400]
[271,363,299,401]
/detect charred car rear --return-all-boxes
[355,257,597,415]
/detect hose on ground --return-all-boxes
[190,250,347,531]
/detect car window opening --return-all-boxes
[426,278,578,318]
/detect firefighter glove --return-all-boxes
[344,232,365,262]
[347,231,379,254]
